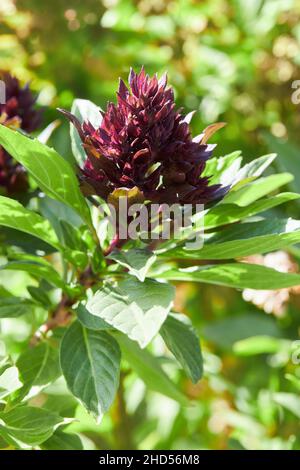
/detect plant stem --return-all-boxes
[113,372,135,450]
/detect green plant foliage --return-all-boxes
[160,313,203,383]
[60,321,121,421]
[86,278,175,348]
[0,125,91,227]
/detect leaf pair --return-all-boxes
[60,276,203,420]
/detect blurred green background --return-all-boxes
[1,0,300,450]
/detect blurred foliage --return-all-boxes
[1,0,300,450]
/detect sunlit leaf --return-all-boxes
[163,218,300,260]
[108,248,157,282]
[0,196,60,250]
[0,406,68,447]
[0,125,91,226]
[157,263,300,290]
[86,278,174,348]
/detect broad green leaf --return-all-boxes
[86,278,174,348]
[108,248,157,282]
[164,218,300,260]
[0,260,66,291]
[285,374,300,391]
[0,367,22,400]
[204,314,281,349]
[160,313,203,383]
[38,198,90,268]
[157,263,300,290]
[39,196,84,242]
[0,297,35,318]
[0,125,91,226]
[203,151,242,185]
[222,173,293,207]
[0,205,83,263]
[0,227,56,255]
[272,393,300,419]
[42,393,79,418]
[233,336,291,356]
[27,285,51,308]
[204,153,276,188]
[41,429,83,450]
[158,193,299,252]
[0,406,67,447]
[59,220,85,251]
[0,196,60,250]
[0,287,12,298]
[70,99,102,166]
[117,334,188,405]
[76,304,111,330]
[231,153,277,188]
[60,321,120,421]
[13,342,61,402]
[205,193,299,229]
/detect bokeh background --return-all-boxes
[1,0,300,450]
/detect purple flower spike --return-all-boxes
[0,72,43,194]
[60,68,229,205]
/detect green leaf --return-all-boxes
[0,297,35,318]
[0,287,12,298]
[0,367,22,400]
[39,198,88,262]
[204,153,276,188]
[76,304,111,331]
[272,393,300,419]
[0,406,67,447]
[203,151,242,185]
[0,227,56,255]
[157,263,300,290]
[160,313,203,383]
[0,196,60,250]
[165,218,300,260]
[0,125,91,226]
[42,393,79,418]
[231,153,277,188]
[39,196,84,242]
[13,342,61,402]
[41,429,83,450]
[60,321,121,421]
[27,285,51,308]
[159,194,299,252]
[0,259,66,291]
[285,374,300,391]
[108,248,157,282]
[233,336,290,356]
[205,193,299,229]
[70,99,102,166]
[222,173,293,207]
[86,278,175,348]
[117,334,188,405]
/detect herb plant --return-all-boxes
[1,69,300,450]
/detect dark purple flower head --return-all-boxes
[61,68,229,205]
[0,72,43,194]
[0,72,43,133]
